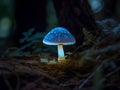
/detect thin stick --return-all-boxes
[100,67,120,83]
[14,72,21,90]
[76,61,106,90]
[3,75,13,90]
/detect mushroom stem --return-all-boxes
[57,44,65,61]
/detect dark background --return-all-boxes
[14,0,46,44]
[0,0,120,53]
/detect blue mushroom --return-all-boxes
[43,27,76,61]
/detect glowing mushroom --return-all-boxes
[43,27,76,61]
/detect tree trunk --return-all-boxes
[52,0,97,45]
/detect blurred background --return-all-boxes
[0,0,120,54]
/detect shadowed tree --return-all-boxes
[52,0,97,45]
[12,0,120,47]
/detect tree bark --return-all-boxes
[52,0,97,45]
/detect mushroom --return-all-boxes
[43,27,76,61]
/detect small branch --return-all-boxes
[3,75,13,90]
[75,61,106,90]
[14,72,21,90]
[21,77,44,90]
[0,60,59,84]
[14,65,59,84]
[100,67,120,83]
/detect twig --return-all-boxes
[3,75,13,90]
[14,72,21,90]
[75,61,106,90]
[14,65,59,84]
[77,72,94,90]
[21,77,44,90]
[0,61,59,84]
[100,67,120,83]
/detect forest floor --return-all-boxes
[0,53,120,90]
[0,30,120,90]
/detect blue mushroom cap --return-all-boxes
[43,27,76,45]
